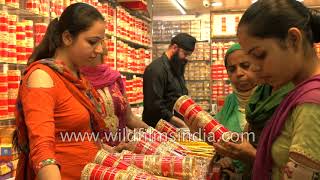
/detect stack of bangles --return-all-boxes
[81,149,210,180]
[132,128,189,155]
[130,137,185,157]
[118,150,210,179]
[81,163,158,180]
[155,119,179,139]
[174,95,232,144]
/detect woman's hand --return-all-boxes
[113,141,135,152]
[101,143,116,153]
[217,157,234,169]
[213,138,256,164]
[281,153,320,179]
[170,116,188,128]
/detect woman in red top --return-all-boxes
[13,3,107,180]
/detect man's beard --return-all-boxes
[169,52,187,76]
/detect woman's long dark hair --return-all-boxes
[28,2,105,64]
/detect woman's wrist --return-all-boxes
[248,148,257,162]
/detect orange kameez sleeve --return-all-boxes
[20,79,59,174]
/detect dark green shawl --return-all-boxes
[246,83,294,129]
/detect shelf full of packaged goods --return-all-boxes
[188,60,210,63]
[186,79,211,82]
[0,3,50,19]
[211,36,238,41]
[101,0,151,23]
[191,97,211,101]
[106,33,116,38]
[127,9,151,24]
[117,36,151,49]
[0,117,15,128]
[0,62,27,71]
[211,79,230,82]
[0,62,27,65]
[153,40,209,45]
[118,3,151,23]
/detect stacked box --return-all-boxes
[5,0,19,8]
[116,41,150,74]
[16,22,26,64]
[34,23,48,46]
[23,20,34,60]
[26,0,40,14]
[117,7,151,46]
[201,20,210,41]
[7,70,20,118]
[152,44,167,59]
[185,62,210,81]
[190,20,200,41]
[7,15,17,64]
[0,10,8,63]
[123,76,143,104]
[104,37,116,70]
[180,21,190,34]
[186,81,211,109]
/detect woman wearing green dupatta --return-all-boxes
[214,43,257,174]
[212,44,294,179]
[215,43,256,133]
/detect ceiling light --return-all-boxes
[176,0,186,7]
[211,2,223,7]
[170,0,186,15]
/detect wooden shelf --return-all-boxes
[120,71,143,77]
[106,33,116,38]
[186,79,211,82]
[0,62,27,65]
[192,97,211,101]
[153,40,209,44]
[105,33,151,49]
[117,3,151,23]
[211,36,237,41]
[0,3,50,19]
[188,60,210,63]
[0,117,15,127]
[117,36,151,49]
[212,79,230,82]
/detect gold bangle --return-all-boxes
[184,104,198,118]
[80,163,95,180]
[155,119,165,132]
[173,95,191,112]
[197,111,212,128]
[94,149,108,164]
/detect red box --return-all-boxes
[119,1,147,12]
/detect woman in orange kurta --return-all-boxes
[13,3,107,180]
